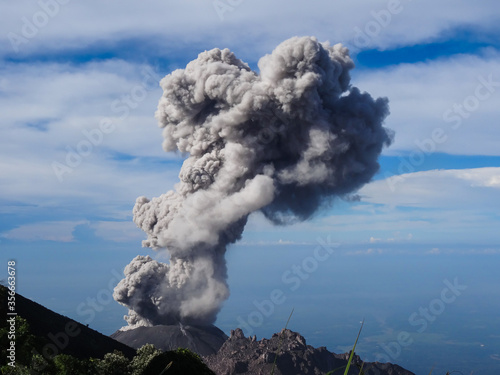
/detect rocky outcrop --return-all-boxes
[203,328,415,375]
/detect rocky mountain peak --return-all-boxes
[204,328,414,375]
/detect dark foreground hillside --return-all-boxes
[0,284,135,360]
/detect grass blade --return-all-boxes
[343,319,364,375]
[158,360,173,374]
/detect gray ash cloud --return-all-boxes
[113,36,392,328]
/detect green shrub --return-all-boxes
[130,344,162,375]
[95,350,131,375]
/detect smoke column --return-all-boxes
[113,36,392,329]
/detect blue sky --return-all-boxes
[1,1,500,373]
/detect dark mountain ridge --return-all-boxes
[0,285,136,360]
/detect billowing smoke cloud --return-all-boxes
[113,36,392,328]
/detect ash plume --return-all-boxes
[113,36,392,328]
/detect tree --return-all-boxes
[130,344,162,375]
[0,316,38,367]
[54,353,96,375]
[95,350,131,375]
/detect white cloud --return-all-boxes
[0,60,166,157]
[354,51,500,156]
[0,60,182,221]
[428,248,441,254]
[352,167,500,245]
[236,238,311,246]
[1,1,499,58]
[361,167,500,209]
[455,169,500,188]
[0,219,146,244]
[91,221,145,243]
[0,220,88,242]
[240,168,500,247]
[346,248,383,256]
